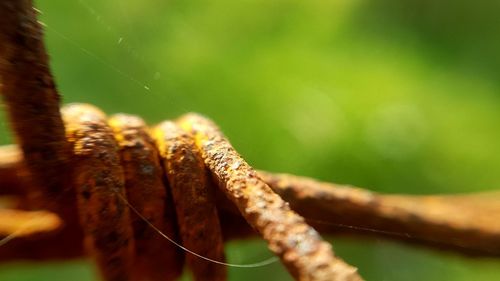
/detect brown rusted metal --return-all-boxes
[260,171,500,256]
[153,121,227,281]
[178,113,363,281]
[62,104,135,281]
[0,0,73,213]
[0,1,84,268]
[2,143,500,258]
[2,1,498,280]
[108,114,184,281]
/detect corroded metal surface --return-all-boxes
[109,114,183,281]
[260,171,500,256]
[1,1,499,280]
[2,109,500,278]
[179,113,362,281]
[154,121,226,281]
[63,104,135,281]
[0,0,73,211]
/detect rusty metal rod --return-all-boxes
[1,144,500,257]
[259,171,500,256]
[62,104,135,281]
[154,121,226,281]
[109,114,184,281]
[0,0,73,212]
[178,113,363,281]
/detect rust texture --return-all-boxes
[2,2,497,280]
[2,143,500,258]
[260,171,500,256]
[108,114,184,281]
[153,121,227,281]
[178,113,363,281]
[0,0,83,266]
[62,104,135,281]
[0,0,73,212]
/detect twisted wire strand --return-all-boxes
[58,103,361,281]
[2,3,500,281]
[2,101,500,279]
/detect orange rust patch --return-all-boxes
[109,114,183,281]
[63,104,135,281]
[178,113,362,281]
[154,121,226,281]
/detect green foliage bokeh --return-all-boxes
[1,0,500,280]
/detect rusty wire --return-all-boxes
[4,102,500,280]
[1,1,500,281]
[1,102,364,281]
[69,103,361,281]
[0,2,361,280]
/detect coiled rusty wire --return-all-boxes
[58,103,360,281]
[2,2,500,281]
[0,2,394,280]
[61,104,225,281]
[0,101,362,281]
[0,4,361,276]
[4,102,500,280]
[4,103,500,281]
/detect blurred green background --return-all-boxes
[1,0,500,280]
